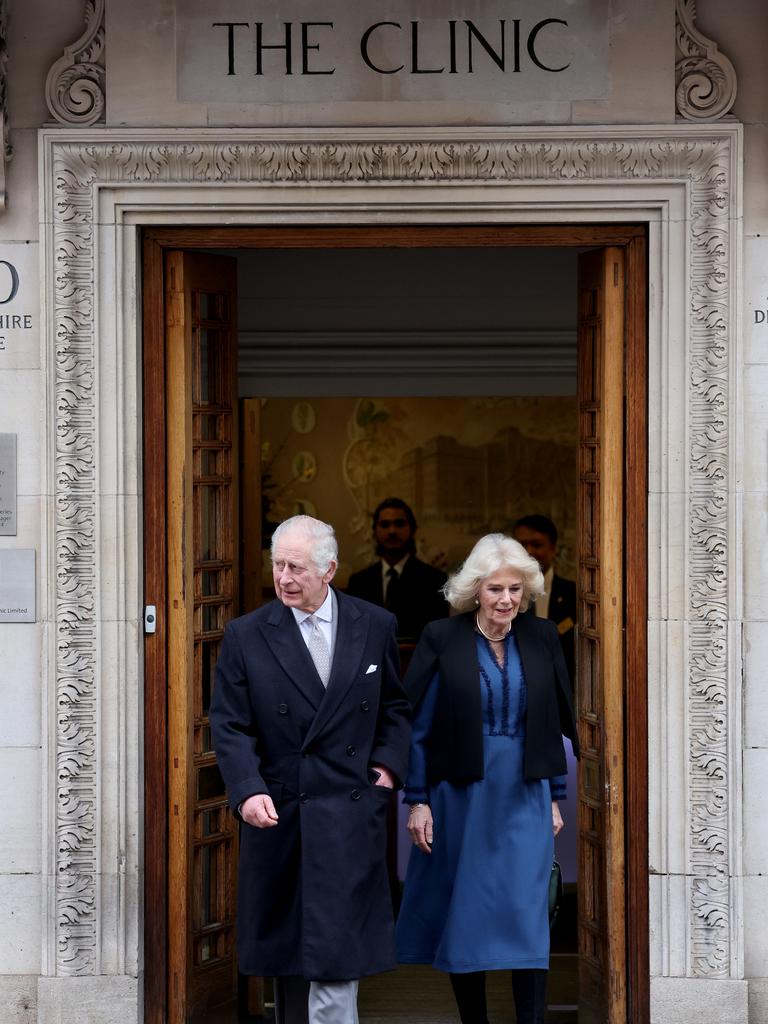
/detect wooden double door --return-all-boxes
[142,225,649,1024]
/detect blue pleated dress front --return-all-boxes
[396,633,557,974]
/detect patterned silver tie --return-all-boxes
[306,615,331,687]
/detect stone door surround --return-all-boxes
[38,123,743,1021]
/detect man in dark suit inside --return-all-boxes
[512,514,577,688]
[346,497,449,643]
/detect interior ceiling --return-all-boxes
[211,246,579,397]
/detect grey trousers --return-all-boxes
[274,976,359,1024]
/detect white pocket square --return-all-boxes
[366,664,377,674]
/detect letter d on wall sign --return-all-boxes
[0,260,19,304]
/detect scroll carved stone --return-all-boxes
[676,0,737,120]
[47,130,736,981]
[45,0,105,127]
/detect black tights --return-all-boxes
[449,969,547,1024]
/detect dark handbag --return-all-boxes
[548,859,563,928]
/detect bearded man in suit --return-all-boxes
[210,515,411,1024]
[512,514,577,688]
[346,497,449,643]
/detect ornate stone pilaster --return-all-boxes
[686,135,733,977]
[675,0,738,120]
[45,0,105,127]
[52,152,98,970]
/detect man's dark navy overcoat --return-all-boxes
[210,589,411,980]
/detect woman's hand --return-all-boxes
[552,800,564,837]
[407,804,434,853]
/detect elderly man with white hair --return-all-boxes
[210,515,411,1024]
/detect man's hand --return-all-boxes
[552,800,564,837]
[371,764,396,789]
[408,804,433,853]
[241,793,279,828]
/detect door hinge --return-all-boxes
[144,604,157,634]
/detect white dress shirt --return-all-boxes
[535,566,554,619]
[291,586,337,662]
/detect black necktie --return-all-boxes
[385,567,400,611]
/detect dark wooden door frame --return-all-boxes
[142,223,648,1024]
[143,232,168,1024]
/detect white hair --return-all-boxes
[271,515,338,575]
[443,533,545,613]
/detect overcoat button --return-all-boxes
[299,793,309,804]
[360,699,370,712]
[346,745,356,757]
[278,704,289,715]
[351,790,361,801]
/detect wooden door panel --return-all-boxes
[166,251,240,1022]
[577,248,627,1024]
[240,397,263,613]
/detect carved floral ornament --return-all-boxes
[45,130,738,982]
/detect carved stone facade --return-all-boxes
[40,127,741,998]
[41,1,739,131]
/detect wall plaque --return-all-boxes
[177,0,609,106]
[0,433,16,535]
[0,549,35,622]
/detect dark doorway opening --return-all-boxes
[142,225,648,1024]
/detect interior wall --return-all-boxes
[259,395,578,588]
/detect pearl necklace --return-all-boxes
[474,613,511,643]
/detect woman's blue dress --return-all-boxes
[396,633,560,974]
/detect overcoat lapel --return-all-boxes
[452,612,482,684]
[261,600,326,709]
[514,613,543,698]
[303,590,368,747]
[448,615,486,736]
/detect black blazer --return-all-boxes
[346,555,449,642]
[549,573,577,687]
[404,610,579,785]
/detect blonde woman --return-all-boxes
[396,534,579,1024]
